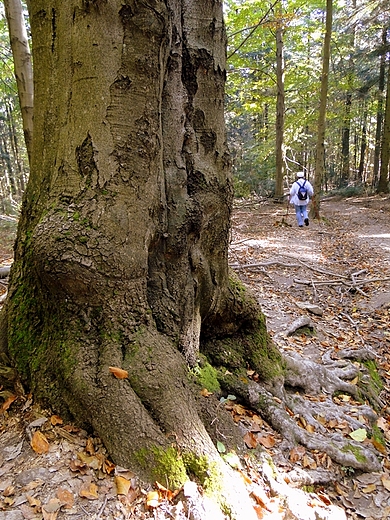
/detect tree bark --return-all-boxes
[2,1,275,517]
[377,56,390,193]
[373,27,387,188]
[3,0,34,164]
[274,7,285,200]
[311,0,332,220]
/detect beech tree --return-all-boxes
[3,0,33,163]
[0,1,383,517]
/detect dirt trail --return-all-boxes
[230,194,390,519]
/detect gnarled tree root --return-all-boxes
[219,352,382,473]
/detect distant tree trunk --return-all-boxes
[357,107,367,183]
[275,18,285,200]
[5,100,25,195]
[340,93,352,187]
[4,0,34,164]
[377,56,390,193]
[373,28,387,187]
[311,0,332,219]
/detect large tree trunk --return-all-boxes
[1,1,275,517]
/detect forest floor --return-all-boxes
[0,194,390,520]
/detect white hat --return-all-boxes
[296,171,305,178]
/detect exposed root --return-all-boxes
[219,350,383,473]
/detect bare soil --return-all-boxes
[0,195,390,520]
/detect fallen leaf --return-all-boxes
[258,435,275,448]
[155,481,178,501]
[115,475,131,495]
[362,483,376,493]
[109,366,128,379]
[371,438,387,454]
[85,438,95,455]
[254,504,265,519]
[31,431,50,454]
[146,490,160,508]
[244,432,258,449]
[3,486,15,497]
[349,428,367,442]
[50,415,63,426]
[77,451,104,470]
[56,488,74,509]
[200,388,212,397]
[26,494,41,507]
[289,445,305,463]
[377,417,389,432]
[43,498,62,513]
[233,404,247,415]
[1,394,17,413]
[316,492,331,506]
[79,482,99,500]
[103,458,116,474]
[381,475,390,491]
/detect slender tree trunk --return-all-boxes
[311,0,332,219]
[3,0,34,164]
[373,28,387,188]
[377,57,390,193]
[274,6,285,200]
[340,93,352,187]
[358,107,367,183]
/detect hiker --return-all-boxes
[289,171,314,227]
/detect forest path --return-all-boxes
[230,194,390,519]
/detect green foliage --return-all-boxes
[225,0,389,194]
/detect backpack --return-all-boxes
[296,180,308,201]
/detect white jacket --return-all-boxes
[289,178,314,206]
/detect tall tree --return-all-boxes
[3,0,33,163]
[373,27,387,187]
[274,1,285,200]
[0,1,277,516]
[377,54,390,193]
[311,0,332,219]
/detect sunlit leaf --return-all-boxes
[79,482,99,500]
[217,441,226,453]
[26,494,41,507]
[349,428,367,442]
[223,452,242,469]
[109,366,128,379]
[31,431,50,454]
[146,490,160,508]
[115,475,131,495]
[362,483,376,493]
